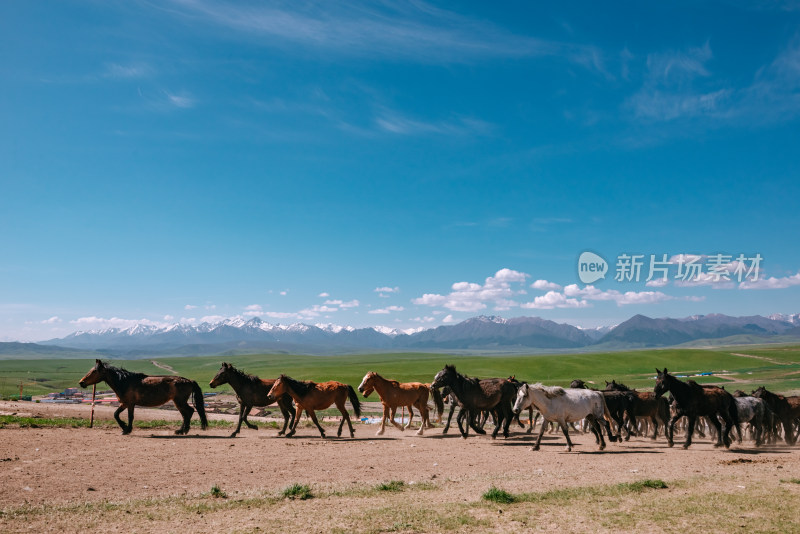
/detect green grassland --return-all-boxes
[2,345,799,399]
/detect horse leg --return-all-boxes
[403,405,414,430]
[468,410,486,435]
[307,409,326,438]
[242,405,258,430]
[114,404,130,434]
[533,418,547,451]
[560,422,574,452]
[388,406,404,431]
[588,415,606,450]
[286,405,303,437]
[707,415,724,447]
[456,407,470,439]
[277,398,293,436]
[443,401,457,434]
[527,407,534,433]
[683,416,696,449]
[231,403,246,437]
[174,398,194,435]
[415,402,426,435]
[127,404,138,434]
[376,405,389,436]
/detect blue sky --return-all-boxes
[2,1,800,341]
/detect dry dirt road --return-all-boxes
[2,400,799,533]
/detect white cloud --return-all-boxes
[645,278,669,288]
[442,314,456,323]
[199,315,226,323]
[318,292,330,298]
[411,316,436,323]
[739,272,800,290]
[374,286,400,293]
[163,315,174,321]
[165,90,196,109]
[531,279,562,291]
[263,311,304,320]
[521,291,589,309]
[41,316,61,324]
[279,290,288,296]
[243,304,263,317]
[369,305,405,315]
[184,304,198,310]
[562,284,681,306]
[412,268,528,312]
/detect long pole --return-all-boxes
[89,384,97,428]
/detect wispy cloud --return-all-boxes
[164,0,608,70]
[739,271,800,289]
[103,62,152,79]
[369,305,405,315]
[375,109,493,137]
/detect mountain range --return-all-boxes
[0,312,797,358]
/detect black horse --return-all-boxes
[431,365,516,439]
[209,362,295,437]
[752,386,800,445]
[654,368,737,449]
[79,359,208,435]
[570,379,634,441]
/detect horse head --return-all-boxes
[570,379,587,389]
[512,383,529,414]
[358,371,376,397]
[209,362,232,388]
[431,365,456,389]
[79,359,105,388]
[653,368,670,399]
[267,375,289,399]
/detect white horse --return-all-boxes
[513,383,615,452]
[732,394,767,446]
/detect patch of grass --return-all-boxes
[0,415,233,430]
[281,483,312,500]
[619,479,668,491]
[375,480,405,492]
[482,486,516,504]
[781,478,800,484]
[209,485,227,499]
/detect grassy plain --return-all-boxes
[1,344,799,399]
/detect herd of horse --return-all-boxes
[77,359,800,451]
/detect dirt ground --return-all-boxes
[2,400,800,533]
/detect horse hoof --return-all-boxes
[416,429,424,436]
[682,444,690,450]
[566,447,572,452]
[599,445,605,451]
[121,430,131,435]
[229,433,238,438]
[531,446,539,451]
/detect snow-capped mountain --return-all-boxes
[30,312,800,357]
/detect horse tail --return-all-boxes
[192,381,209,430]
[599,393,618,442]
[347,385,362,418]
[430,386,445,422]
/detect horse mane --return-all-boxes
[225,363,261,383]
[531,383,566,399]
[280,374,316,396]
[102,362,147,383]
[609,380,632,391]
[444,364,480,386]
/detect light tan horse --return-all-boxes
[267,375,361,438]
[358,371,443,436]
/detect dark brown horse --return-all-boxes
[604,380,670,441]
[752,386,800,445]
[209,362,295,437]
[431,365,516,439]
[267,375,361,438]
[654,368,737,449]
[79,359,208,435]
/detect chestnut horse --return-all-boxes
[267,375,361,438]
[357,371,444,435]
[209,362,295,437]
[79,359,208,435]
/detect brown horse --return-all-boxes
[357,371,443,435]
[79,359,208,435]
[209,362,295,437]
[267,375,361,438]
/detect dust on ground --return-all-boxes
[2,400,799,533]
